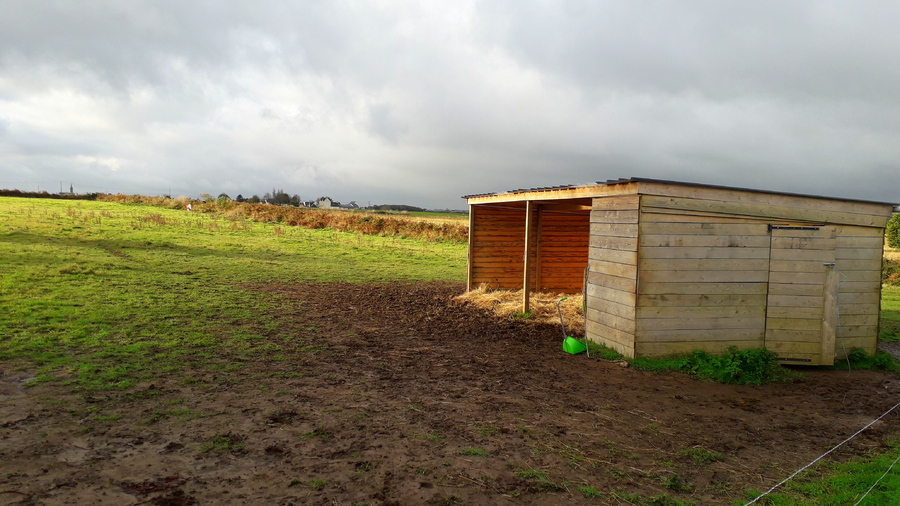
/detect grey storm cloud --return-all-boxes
[0,1,898,208]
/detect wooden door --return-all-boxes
[765,226,837,365]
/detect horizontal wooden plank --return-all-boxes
[636,316,766,331]
[836,325,878,338]
[640,193,889,228]
[589,310,636,333]
[589,235,638,251]
[635,340,765,357]
[770,248,835,261]
[767,295,824,308]
[767,307,823,319]
[765,340,822,355]
[837,303,879,316]
[770,237,836,250]
[588,259,638,279]
[639,234,772,248]
[640,246,770,259]
[832,259,882,271]
[591,223,639,237]
[592,195,641,211]
[637,306,764,319]
[585,319,635,349]
[767,271,826,285]
[589,247,638,265]
[638,294,768,307]
[636,328,764,343]
[835,248,885,260]
[839,314,879,326]
[587,285,636,307]
[762,329,823,343]
[837,271,881,283]
[589,209,640,223]
[769,260,831,273]
[836,281,883,293]
[832,225,887,237]
[765,318,822,331]
[836,236,885,249]
[638,282,768,295]
[588,270,636,293]
[639,270,770,284]
[640,258,770,272]
[837,291,880,305]
[640,209,777,224]
[640,221,769,236]
[767,283,825,297]
[586,292,636,319]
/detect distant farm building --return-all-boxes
[464,178,897,365]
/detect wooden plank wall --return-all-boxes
[468,205,526,290]
[585,195,640,357]
[634,205,771,357]
[834,225,884,357]
[537,210,590,292]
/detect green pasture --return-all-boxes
[0,197,466,390]
[881,285,900,340]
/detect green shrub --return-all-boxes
[834,348,899,372]
[632,347,796,385]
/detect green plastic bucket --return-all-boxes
[562,336,586,354]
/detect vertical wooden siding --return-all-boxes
[585,195,640,357]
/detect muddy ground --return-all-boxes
[2,281,899,505]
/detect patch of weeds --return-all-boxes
[94,414,122,423]
[201,433,245,453]
[661,473,694,492]
[833,348,899,372]
[631,346,798,384]
[420,430,442,442]
[560,444,585,467]
[578,485,602,498]
[587,342,624,360]
[475,423,499,436]
[299,426,333,441]
[510,311,534,319]
[516,467,564,491]
[459,447,488,457]
[678,447,723,464]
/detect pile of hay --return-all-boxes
[455,285,585,336]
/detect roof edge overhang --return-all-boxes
[463,177,898,208]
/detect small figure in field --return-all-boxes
[186,203,193,211]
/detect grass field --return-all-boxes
[0,197,466,391]
[2,196,899,504]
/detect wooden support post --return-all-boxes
[466,204,475,292]
[522,201,534,314]
[821,263,838,365]
[534,204,543,293]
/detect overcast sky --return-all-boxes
[1,1,899,209]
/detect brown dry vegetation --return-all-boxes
[456,285,585,337]
[97,194,468,242]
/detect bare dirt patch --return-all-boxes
[2,281,899,505]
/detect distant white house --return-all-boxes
[316,196,334,208]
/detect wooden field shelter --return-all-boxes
[464,178,897,365]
